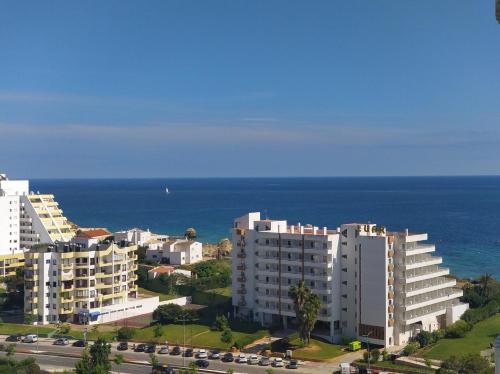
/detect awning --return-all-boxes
[89,311,100,318]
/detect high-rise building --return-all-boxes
[23,236,155,325]
[231,212,468,347]
[0,173,75,276]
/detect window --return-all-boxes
[45,259,50,264]
[52,271,57,276]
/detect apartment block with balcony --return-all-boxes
[23,237,160,325]
[231,212,468,347]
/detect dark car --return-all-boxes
[152,364,175,374]
[145,344,156,353]
[117,342,129,351]
[222,352,234,362]
[194,359,209,368]
[183,348,193,357]
[288,359,299,369]
[135,343,147,352]
[6,335,21,342]
[170,346,181,355]
[73,340,88,347]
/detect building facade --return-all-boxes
[24,238,143,325]
[145,239,202,265]
[231,212,468,347]
[0,173,75,277]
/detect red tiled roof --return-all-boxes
[150,266,175,274]
[80,228,111,238]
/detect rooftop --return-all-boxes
[149,266,175,274]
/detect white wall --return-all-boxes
[446,302,469,325]
[93,296,160,325]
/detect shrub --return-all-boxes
[445,320,472,338]
[432,328,445,341]
[363,351,370,362]
[371,348,381,362]
[415,331,434,347]
[117,327,135,341]
[462,300,499,325]
[153,304,198,324]
[402,342,419,356]
[212,315,230,331]
[221,328,232,344]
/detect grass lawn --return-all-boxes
[204,287,231,296]
[355,360,435,374]
[138,287,179,301]
[0,323,54,336]
[421,313,500,360]
[273,333,345,361]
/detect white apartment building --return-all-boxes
[1,174,75,277]
[114,228,153,246]
[24,236,161,325]
[146,239,202,265]
[232,212,468,347]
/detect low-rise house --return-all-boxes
[146,239,202,265]
[147,265,192,279]
[114,228,153,246]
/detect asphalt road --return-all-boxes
[1,337,338,374]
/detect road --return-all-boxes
[1,336,341,374]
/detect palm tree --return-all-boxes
[478,273,493,298]
[289,280,322,346]
[114,354,124,374]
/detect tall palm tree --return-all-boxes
[302,293,322,345]
[289,281,322,346]
[289,280,309,312]
[478,273,493,298]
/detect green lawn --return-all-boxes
[138,287,179,301]
[355,360,435,374]
[204,287,231,296]
[421,313,500,360]
[273,333,345,360]
[0,323,54,336]
[113,322,267,349]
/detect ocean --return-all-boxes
[31,176,500,279]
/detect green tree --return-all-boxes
[225,369,234,374]
[153,324,163,338]
[371,348,381,363]
[75,349,92,374]
[289,280,322,345]
[265,369,275,374]
[5,343,16,358]
[221,328,232,344]
[415,331,434,347]
[478,273,493,298]
[24,314,34,325]
[117,327,135,341]
[212,315,229,331]
[149,353,159,367]
[114,354,124,374]
[439,354,491,374]
[154,304,183,324]
[75,338,111,374]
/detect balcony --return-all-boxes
[237,277,246,282]
[401,255,443,270]
[237,288,247,295]
[237,299,246,307]
[403,301,459,325]
[60,307,74,314]
[236,264,246,271]
[404,266,450,284]
[401,288,463,312]
[388,291,394,299]
[237,252,246,259]
[400,277,457,298]
[388,319,395,327]
[404,244,436,256]
[388,305,395,313]
[388,277,394,286]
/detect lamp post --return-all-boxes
[363,331,373,372]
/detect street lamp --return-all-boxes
[363,331,373,372]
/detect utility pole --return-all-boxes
[363,331,373,372]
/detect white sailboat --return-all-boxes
[165,187,170,194]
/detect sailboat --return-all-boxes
[165,187,170,194]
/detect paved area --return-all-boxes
[1,334,345,374]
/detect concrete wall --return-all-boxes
[446,302,469,325]
[93,296,160,325]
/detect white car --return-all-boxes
[197,349,208,359]
[22,334,38,343]
[248,354,259,365]
[272,357,284,367]
[237,353,247,363]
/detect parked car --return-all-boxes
[236,353,247,363]
[222,352,234,362]
[22,335,38,343]
[194,359,209,368]
[259,356,270,366]
[272,357,284,367]
[170,346,181,355]
[151,364,175,374]
[135,343,147,352]
[53,338,69,346]
[6,335,21,342]
[73,340,87,347]
[183,348,194,357]
[117,342,129,351]
[145,344,156,353]
[158,346,169,354]
[248,354,259,365]
[209,350,220,360]
[288,359,299,369]
[197,349,208,359]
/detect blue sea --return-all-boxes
[31,177,500,279]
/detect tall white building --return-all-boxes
[232,212,468,347]
[0,173,76,277]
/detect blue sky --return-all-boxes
[1,0,499,178]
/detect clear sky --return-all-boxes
[1,0,499,178]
